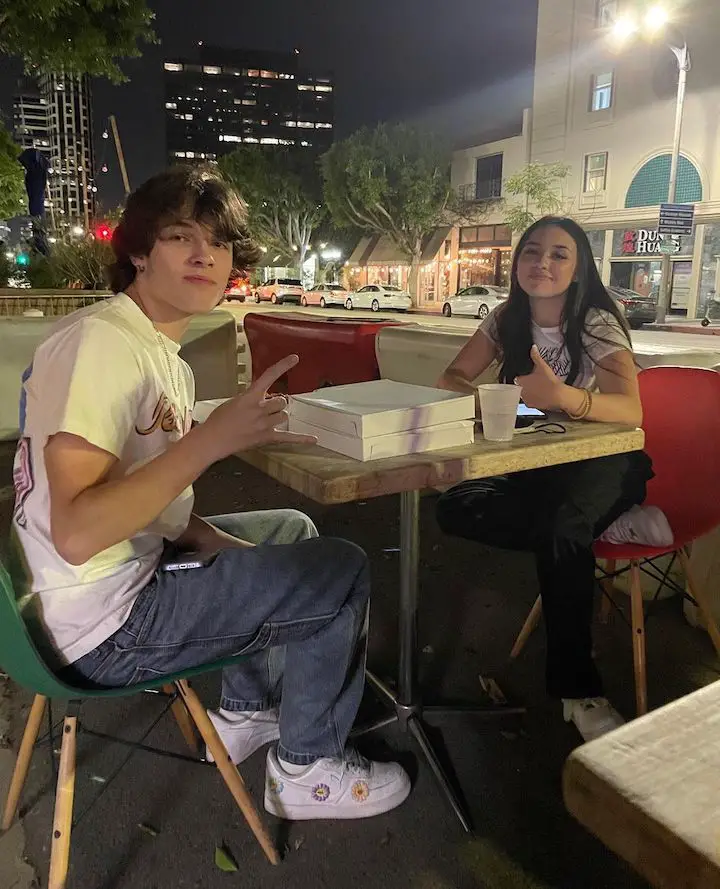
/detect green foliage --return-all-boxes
[0,0,156,83]
[25,236,113,289]
[219,147,324,270]
[0,122,26,221]
[321,123,452,262]
[503,162,571,233]
[0,251,13,287]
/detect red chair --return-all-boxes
[243,312,402,395]
[510,366,720,715]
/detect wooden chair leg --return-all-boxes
[510,595,542,659]
[175,680,279,865]
[629,562,648,716]
[679,548,720,658]
[48,708,78,889]
[2,694,46,831]
[599,559,617,625]
[163,684,200,755]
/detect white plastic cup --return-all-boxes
[478,384,521,442]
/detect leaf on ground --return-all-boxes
[137,822,159,837]
[215,845,239,872]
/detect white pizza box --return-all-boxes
[289,416,476,461]
[288,380,475,439]
[192,398,230,424]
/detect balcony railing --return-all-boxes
[456,180,503,202]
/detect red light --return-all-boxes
[95,224,112,241]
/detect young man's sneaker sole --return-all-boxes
[264,748,411,820]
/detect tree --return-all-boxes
[0,0,156,83]
[219,147,324,273]
[0,122,26,221]
[321,124,453,305]
[503,162,571,233]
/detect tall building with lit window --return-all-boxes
[164,47,334,163]
[12,73,96,230]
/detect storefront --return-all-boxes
[609,228,695,315]
[457,224,512,289]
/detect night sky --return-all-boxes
[0,0,538,210]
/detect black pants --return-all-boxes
[435,451,654,699]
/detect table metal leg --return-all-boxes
[359,488,525,832]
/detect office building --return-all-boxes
[164,46,334,163]
[12,73,96,230]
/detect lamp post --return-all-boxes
[656,37,690,323]
[612,7,691,323]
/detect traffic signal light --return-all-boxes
[95,223,112,241]
[16,253,29,267]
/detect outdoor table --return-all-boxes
[563,680,720,889]
[230,419,645,830]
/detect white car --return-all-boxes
[253,277,304,305]
[442,285,508,319]
[302,283,351,307]
[345,284,412,312]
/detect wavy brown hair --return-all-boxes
[496,216,631,386]
[108,165,260,293]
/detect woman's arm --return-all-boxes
[557,349,642,426]
[436,328,498,394]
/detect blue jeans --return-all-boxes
[64,510,370,765]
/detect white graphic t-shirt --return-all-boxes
[479,305,631,389]
[12,293,195,666]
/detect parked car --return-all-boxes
[345,284,412,312]
[302,283,352,307]
[442,285,508,319]
[607,286,657,329]
[225,276,251,302]
[253,277,304,305]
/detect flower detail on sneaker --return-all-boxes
[267,777,284,795]
[311,783,331,802]
[351,780,370,802]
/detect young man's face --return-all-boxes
[138,218,234,316]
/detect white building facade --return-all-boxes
[450,0,720,318]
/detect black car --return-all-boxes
[607,287,657,329]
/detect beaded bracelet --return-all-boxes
[566,387,593,420]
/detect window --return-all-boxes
[165,101,177,110]
[203,65,221,75]
[242,99,257,106]
[298,84,315,91]
[591,72,613,111]
[584,152,608,192]
[247,69,260,78]
[316,122,333,128]
[261,70,278,79]
[596,0,617,27]
[297,120,314,128]
[164,62,183,72]
[475,154,503,200]
[315,84,333,92]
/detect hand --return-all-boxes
[514,345,565,411]
[200,354,317,461]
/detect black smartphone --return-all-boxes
[516,403,547,428]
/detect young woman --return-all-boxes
[435,216,653,742]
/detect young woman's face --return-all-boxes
[516,225,578,300]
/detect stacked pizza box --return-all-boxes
[289,379,476,461]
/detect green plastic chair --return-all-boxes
[0,557,279,889]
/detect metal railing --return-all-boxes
[456,180,503,202]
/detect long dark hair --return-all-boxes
[496,216,630,385]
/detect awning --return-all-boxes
[347,236,377,266]
[421,226,452,261]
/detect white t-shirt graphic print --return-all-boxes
[12,293,195,666]
[479,305,631,389]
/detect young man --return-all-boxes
[12,166,410,820]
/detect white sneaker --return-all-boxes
[563,697,625,742]
[206,708,280,764]
[264,747,411,820]
[600,505,673,548]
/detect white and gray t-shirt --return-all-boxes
[12,293,195,666]
[479,306,631,389]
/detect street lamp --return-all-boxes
[612,5,691,323]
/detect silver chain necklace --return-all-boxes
[155,329,180,399]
